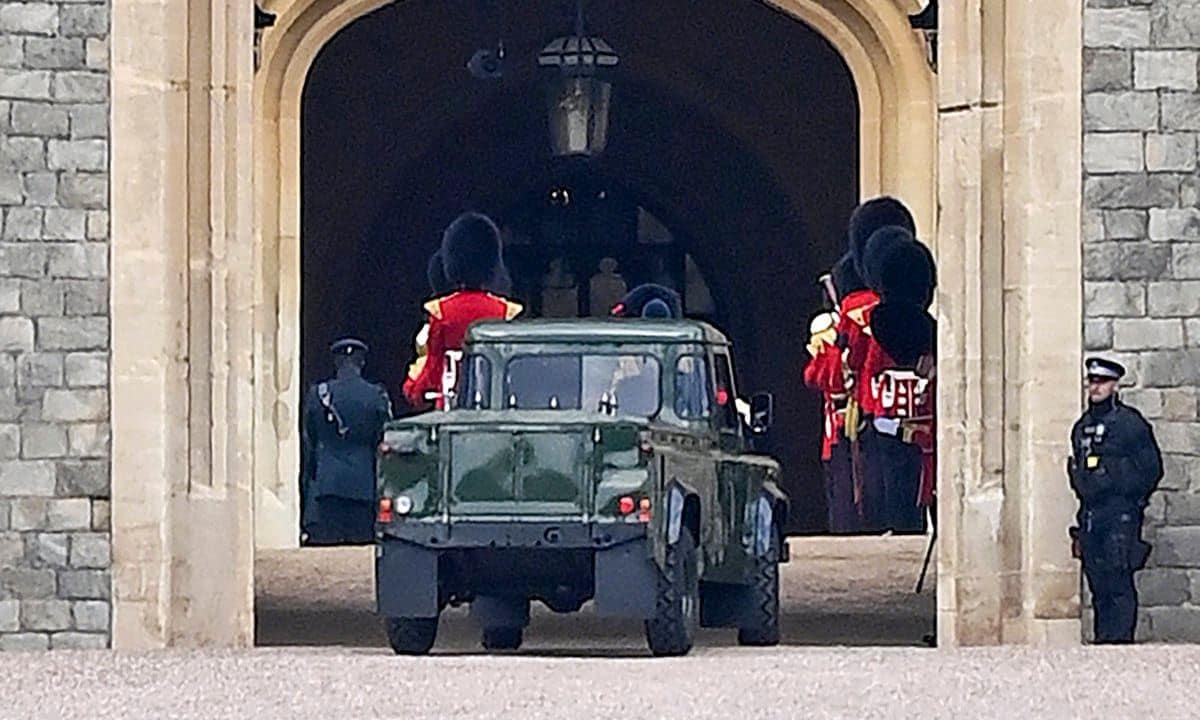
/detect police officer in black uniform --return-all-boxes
[1067,356,1163,644]
[300,337,393,545]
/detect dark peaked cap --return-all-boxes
[330,337,368,356]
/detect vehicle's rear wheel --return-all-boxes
[737,529,781,646]
[481,626,524,651]
[645,529,699,656]
[385,617,438,655]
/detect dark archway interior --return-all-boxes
[301,0,859,532]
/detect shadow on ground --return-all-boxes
[255,536,936,652]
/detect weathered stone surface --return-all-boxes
[24,38,86,71]
[1086,175,1179,208]
[1148,419,1200,453]
[49,631,106,649]
[60,5,108,38]
[26,532,67,568]
[67,423,107,458]
[1148,280,1200,316]
[1151,2,1200,48]
[64,353,105,387]
[0,599,16,631]
[1155,526,1200,568]
[1084,91,1160,130]
[1161,387,1199,421]
[69,533,108,568]
[11,102,69,137]
[20,424,66,459]
[0,633,49,651]
[63,280,105,316]
[1134,50,1199,90]
[1084,281,1146,316]
[0,461,56,497]
[70,600,108,631]
[0,281,18,313]
[1120,243,1171,279]
[35,318,106,351]
[1084,319,1113,350]
[1163,92,1200,130]
[44,499,90,533]
[0,568,55,599]
[56,173,105,208]
[0,531,21,566]
[1161,453,1197,492]
[67,105,105,139]
[57,569,108,600]
[1173,244,1200,278]
[19,600,71,631]
[51,73,106,103]
[1085,8,1152,47]
[9,499,47,531]
[47,139,106,172]
[89,500,107,532]
[1113,318,1183,350]
[0,4,58,36]
[0,317,34,352]
[1141,349,1200,387]
[41,389,106,422]
[1085,209,1105,242]
[1149,208,1200,241]
[1084,49,1132,91]
[18,354,63,388]
[22,172,58,206]
[0,424,18,459]
[19,281,61,317]
[1135,568,1192,606]
[1084,132,1143,172]
[3,208,43,240]
[44,210,88,242]
[1166,492,1200,524]
[56,461,106,498]
[1146,606,1200,642]
[1145,133,1197,172]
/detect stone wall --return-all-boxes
[1083,0,1200,641]
[0,0,110,650]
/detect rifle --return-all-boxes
[818,272,839,309]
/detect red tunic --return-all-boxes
[402,290,523,409]
[803,342,847,460]
[834,289,880,409]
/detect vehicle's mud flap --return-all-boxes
[375,541,439,618]
[593,540,657,618]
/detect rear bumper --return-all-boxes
[377,519,646,549]
[375,522,658,619]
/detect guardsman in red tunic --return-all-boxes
[861,223,936,534]
[804,305,859,533]
[402,212,523,410]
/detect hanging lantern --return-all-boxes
[538,32,619,157]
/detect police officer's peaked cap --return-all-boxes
[611,283,683,319]
[330,337,369,356]
[1085,356,1125,380]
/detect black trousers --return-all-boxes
[1084,565,1137,643]
[304,496,375,545]
[862,424,925,534]
[825,437,861,533]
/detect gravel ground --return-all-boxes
[3,536,1197,719]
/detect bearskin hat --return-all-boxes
[870,301,935,368]
[440,211,505,290]
[862,226,936,308]
[831,252,867,297]
[426,251,450,296]
[611,283,683,319]
[848,196,916,278]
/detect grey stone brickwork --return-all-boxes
[0,0,110,650]
[1084,0,1200,642]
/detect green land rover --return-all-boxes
[373,318,789,656]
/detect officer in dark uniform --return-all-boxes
[1067,356,1163,644]
[300,337,393,545]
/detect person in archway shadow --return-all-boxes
[300,338,393,545]
[402,211,523,411]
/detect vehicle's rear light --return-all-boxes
[377,497,393,523]
[618,496,635,515]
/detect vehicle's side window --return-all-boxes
[455,355,492,409]
[712,352,738,431]
[674,355,710,419]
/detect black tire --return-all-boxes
[385,617,438,655]
[481,626,523,651]
[737,530,781,646]
[645,529,700,656]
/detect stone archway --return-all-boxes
[109,0,1083,648]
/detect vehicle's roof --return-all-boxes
[465,318,730,346]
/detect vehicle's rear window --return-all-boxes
[504,354,661,417]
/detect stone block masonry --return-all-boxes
[1083,0,1200,642]
[0,0,109,650]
